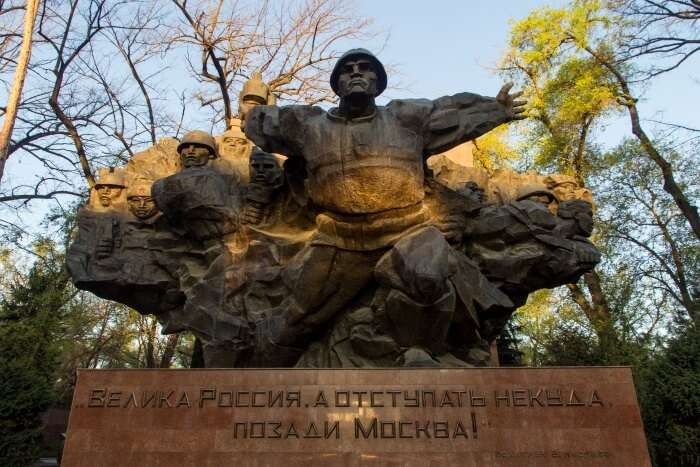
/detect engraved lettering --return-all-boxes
[313,391,328,407]
[370,391,384,407]
[404,390,419,407]
[123,392,138,408]
[495,390,510,407]
[199,388,216,408]
[235,391,250,407]
[177,391,191,408]
[422,390,436,407]
[452,390,466,407]
[252,391,266,407]
[304,422,322,439]
[568,389,584,406]
[415,421,431,438]
[546,389,563,406]
[529,389,545,407]
[268,391,283,407]
[353,391,368,407]
[399,421,412,438]
[107,391,122,408]
[285,423,299,438]
[335,391,350,407]
[218,390,233,407]
[286,391,300,408]
[380,421,396,438]
[250,422,265,438]
[434,421,449,438]
[387,390,401,407]
[354,417,377,439]
[453,421,468,439]
[469,390,486,407]
[439,391,455,407]
[88,389,106,407]
[513,389,528,407]
[590,390,603,406]
[269,422,282,439]
[325,421,340,439]
[158,391,174,408]
[140,391,157,408]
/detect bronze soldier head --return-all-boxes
[177,130,218,169]
[330,48,387,99]
[95,169,126,207]
[127,181,158,220]
[249,148,282,187]
[239,71,276,123]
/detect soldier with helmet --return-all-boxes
[244,48,527,364]
[127,180,159,220]
[516,182,558,213]
[178,130,218,169]
[239,71,276,126]
[94,168,127,208]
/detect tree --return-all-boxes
[0,239,69,466]
[638,326,700,467]
[0,0,40,184]
[615,0,700,78]
[501,1,624,350]
[522,0,700,240]
[168,0,375,128]
[591,139,699,326]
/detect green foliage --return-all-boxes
[638,327,700,467]
[501,0,624,178]
[0,243,70,467]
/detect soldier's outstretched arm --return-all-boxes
[244,105,311,159]
[421,82,527,156]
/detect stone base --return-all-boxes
[63,367,651,466]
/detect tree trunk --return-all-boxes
[567,271,617,350]
[159,334,180,368]
[0,0,40,184]
[190,337,205,368]
[583,45,700,240]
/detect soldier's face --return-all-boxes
[97,185,123,207]
[180,144,212,168]
[128,195,158,219]
[250,156,281,186]
[553,182,577,201]
[222,136,250,159]
[337,59,378,98]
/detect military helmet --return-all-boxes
[177,130,218,159]
[95,168,126,188]
[330,48,387,97]
[240,71,274,104]
[127,180,152,198]
[516,183,557,203]
[544,174,578,188]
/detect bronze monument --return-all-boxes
[67,49,600,369]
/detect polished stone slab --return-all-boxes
[62,367,651,466]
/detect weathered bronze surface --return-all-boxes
[67,50,600,368]
[62,367,651,466]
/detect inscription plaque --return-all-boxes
[62,367,651,466]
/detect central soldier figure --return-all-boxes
[245,49,525,362]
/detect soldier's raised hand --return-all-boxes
[496,82,527,121]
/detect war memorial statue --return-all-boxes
[67,49,600,368]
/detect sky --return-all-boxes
[2,0,698,243]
